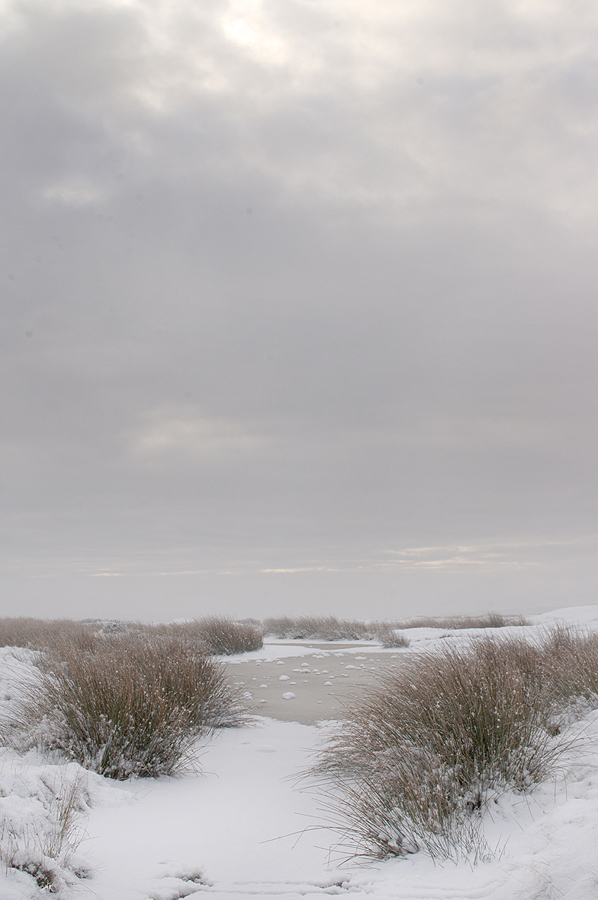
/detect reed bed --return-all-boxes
[263,613,525,642]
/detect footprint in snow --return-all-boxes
[148,863,209,899]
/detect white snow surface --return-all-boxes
[1,606,598,899]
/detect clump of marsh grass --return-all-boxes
[375,625,410,649]
[7,634,247,779]
[133,617,264,655]
[537,625,598,704]
[0,765,90,894]
[192,616,264,655]
[310,635,565,862]
[263,616,378,641]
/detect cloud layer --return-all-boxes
[2,0,598,618]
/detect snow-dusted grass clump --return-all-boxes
[264,615,379,640]
[375,624,410,648]
[195,616,264,655]
[147,616,264,655]
[6,634,248,780]
[0,753,92,895]
[311,632,588,861]
[539,625,598,702]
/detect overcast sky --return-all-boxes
[2,0,598,622]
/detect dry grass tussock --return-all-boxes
[310,631,589,862]
[5,633,248,779]
[144,617,264,655]
[264,616,380,640]
[194,616,264,654]
[375,624,410,648]
[536,625,598,703]
[0,764,90,894]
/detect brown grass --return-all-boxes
[263,616,378,640]
[375,625,410,648]
[391,613,530,630]
[7,633,248,779]
[122,617,264,655]
[0,615,264,658]
[184,617,264,655]
[263,613,528,641]
[0,617,100,653]
[310,633,570,861]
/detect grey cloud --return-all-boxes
[2,0,598,618]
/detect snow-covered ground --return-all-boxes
[2,606,598,899]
